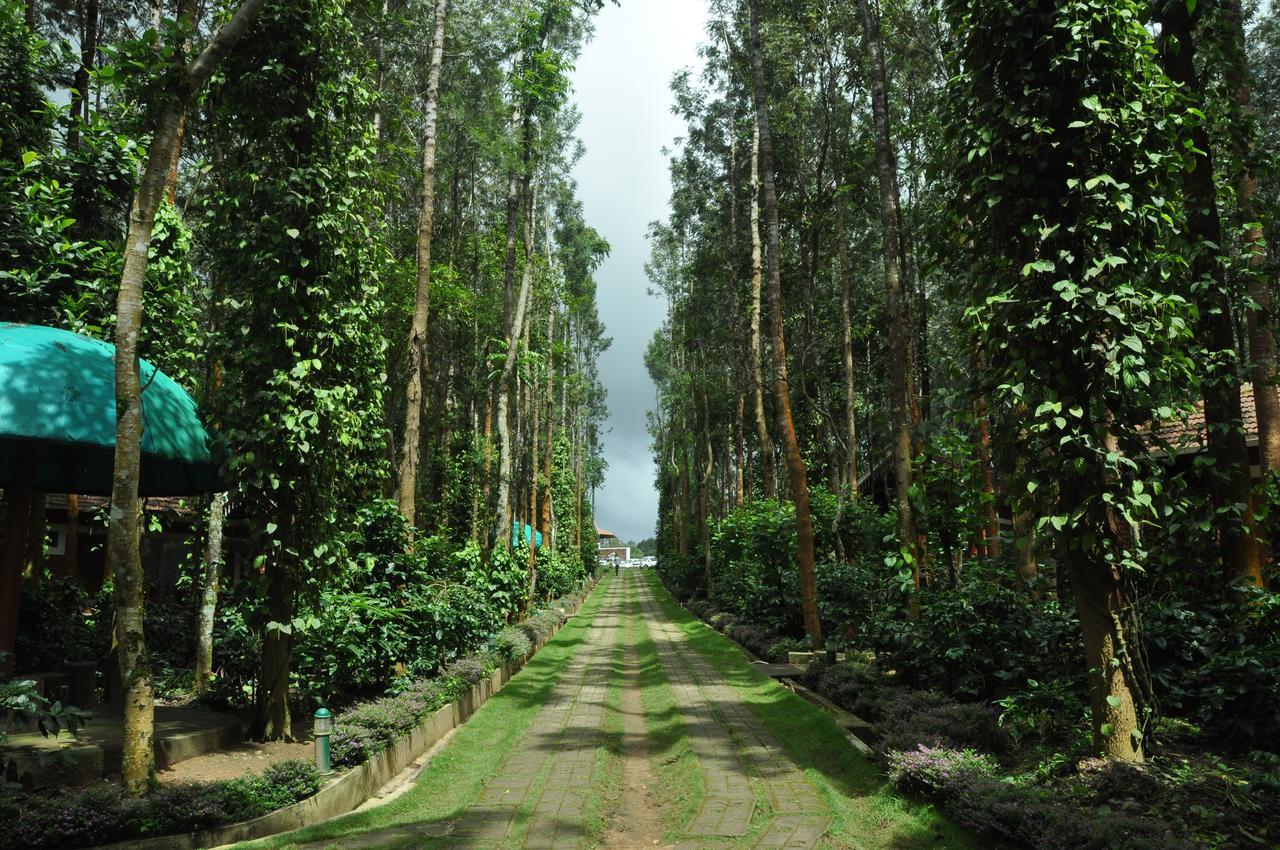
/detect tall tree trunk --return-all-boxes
[106,0,265,794]
[193,491,226,696]
[0,454,34,676]
[749,0,822,647]
[24,494,46,581]
[976,400,1000,558]
[396,0,449,530]
[734,390,746,505]
[856,0,921,618]
[541,307,555,548]
[1157,2,1263,586]
[65,493,79,579]
[254,552,294,741]
[1063,448,1147,763]
[495,173,539,549]
[748,124,776,501]
[837,202,858,499]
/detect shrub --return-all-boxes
[493,625,532,661]
[864,577,1083,701]
[536,551,585,600]
[885,745,1195,850]
[249,759,322,810]
[13,578,100,672]
[0,760,321,850]
[765,637,809,663]
[885,744,997,796]
[875,689,1011,756]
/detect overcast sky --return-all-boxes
[569,0,709,543]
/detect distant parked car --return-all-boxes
[643,556,657,567]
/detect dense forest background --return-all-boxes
[646,0,1280,844]
[1,0,614,791]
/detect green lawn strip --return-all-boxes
[239,577,612,850]
[629,583,705,844]
[641,572,980,850]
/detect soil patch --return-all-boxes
[601,613,670,849]
[157,739,313,783]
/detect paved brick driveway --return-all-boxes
[295,572,829,849]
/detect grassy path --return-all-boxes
[238,572,976,850]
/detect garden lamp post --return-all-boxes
[314,707,333,774]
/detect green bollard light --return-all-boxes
[314,707,333,775]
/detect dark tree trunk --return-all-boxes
[1157,1,1263,587]
[856,0,921,617]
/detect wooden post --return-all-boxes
[1,450,35,676]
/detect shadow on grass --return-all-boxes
[636,572,980,850]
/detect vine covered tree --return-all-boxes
[943,0,1192,762]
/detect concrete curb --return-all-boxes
[88,583,597,850]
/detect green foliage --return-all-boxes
[944,0,1193,574]
[0,760,320,850]
[203,1,392,691]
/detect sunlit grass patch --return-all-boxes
[641,572,979,850]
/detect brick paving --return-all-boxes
[634,575,830,849]
[291,572,828,849]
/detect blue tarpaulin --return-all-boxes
[511,522,543,549]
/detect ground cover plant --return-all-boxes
[0,760,321,850]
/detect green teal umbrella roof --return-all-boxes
[0,323,222,496]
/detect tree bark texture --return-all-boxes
[750,0,822,647]
[748,123,776,502]
[1222,0,1278,584]
[193,490,227,696]
[837,202,858,499]
[856,0,921,617]
[396,0,449,529]
[107,0,265,794]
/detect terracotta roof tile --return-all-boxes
[1152,383,1263,452]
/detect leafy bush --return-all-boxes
[995,677,1090,750]
[1142,592,1280,752]
[492,625,532,660]
[13,578,101,672]
[536,550,585,600]
[865,576,1082,701]
[0,760,320,850]
[765,637,809,663]
[885,745,1195,850]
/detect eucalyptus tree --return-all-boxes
[944,0,1193,762]
[396,0,449,531]
[854,0,921,617]
[202,0,388,741]
[749,0,822,646]
[1155,0,1262,587]
[103,0,264,793]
